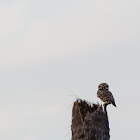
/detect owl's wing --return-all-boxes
[97,90,116,107]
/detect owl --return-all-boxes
[97,83,116,111]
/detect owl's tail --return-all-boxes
[112,102,117,107]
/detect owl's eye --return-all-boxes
[105,86,109,90]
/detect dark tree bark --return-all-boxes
[71,99,110,140]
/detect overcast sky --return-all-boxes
[0,0,140,140]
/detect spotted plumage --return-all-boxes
[97,83,116,111]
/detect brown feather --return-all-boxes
[97,90,116,107]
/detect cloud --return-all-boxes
[0,91,63,140]
[2,0,139,69]
[0,111,20,136]
[1,0,140,70]
[0,0,140,70]
[0,1,27,36]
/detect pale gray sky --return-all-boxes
[0,0,140,140]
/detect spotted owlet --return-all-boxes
[97,83,116,112]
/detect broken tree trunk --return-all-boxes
[71,99,110,140]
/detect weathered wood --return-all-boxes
[71,99,110,140]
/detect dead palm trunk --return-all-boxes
[71,99,110,140]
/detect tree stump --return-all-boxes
[71,99,110,140]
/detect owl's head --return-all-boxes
[98,83,109,90]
